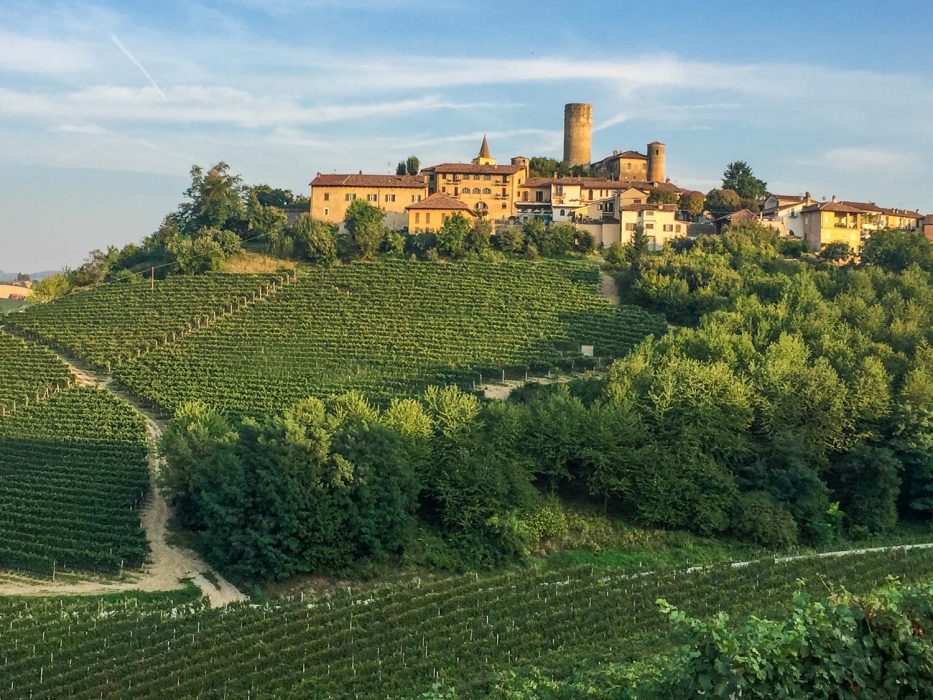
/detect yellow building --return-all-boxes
[880,207,923,230]
[422,137,528,221]
[406,193,475,233]
[309,173,428,229]
[619,203,686,250]
[801,199,863,252]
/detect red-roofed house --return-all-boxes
[405,193,475,233]
[801,197,864,252]
[309,173,428,229]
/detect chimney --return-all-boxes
[831,194,837,203]
[359,170,363,175]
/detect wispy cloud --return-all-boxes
[110,33,167,100]
[0,28,95,75]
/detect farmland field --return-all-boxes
[114,259,666,414]
[0,387,149,575]
[0,330,74,415]
[1,546,932,699]
[4,273,286,369]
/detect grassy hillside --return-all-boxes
[114,259,665,414]
[1,546,932,698]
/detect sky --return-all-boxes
[1,0,932,272]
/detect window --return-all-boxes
[323,192,330,201]
[560,209,565,216]
[324,207,329,216]
[523,191,528,201]
[442,187,447,193]
[535,191,543,203]
[385,194,396,203]
[634,198,642,204]
[367,194,378,202]
[675,224,682,232]
[454,187,458,196]
[645,223,655,229]
[345,193,356,202]
[625,223,636,231]
[501,188,506,196]
[663,224,673,232]
[482,187,492,195]
[415,212,420,223]
[483,174,491,180]
[425,213,431,224]
[502,204,506,209]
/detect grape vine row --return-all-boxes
[1,546,931,698]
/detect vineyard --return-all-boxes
[0,331,75,416]
[114,259,666,414]
[0,546,932,698]
[4,273,286,369]
[0,387,149,575]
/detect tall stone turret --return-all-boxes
[647,141,666,183]
[563,103,592,166]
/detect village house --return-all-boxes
[309,173,427,229]
[405,193,475,233]
[801,197,864,252]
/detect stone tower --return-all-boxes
[563,103,592,166]
[473,135,496,166]
[647,141,666,183]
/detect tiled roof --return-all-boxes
[405,193,474,211]
[520,177,639,190]
[596,150,647,161]
[426,163,524,175]
[881,207,923,219]
[802,201,864,214]
[841,200,884,213]
[619,203,679,213]
[310,174,426,188]
[714,208,759,223]
[769,194,808,202]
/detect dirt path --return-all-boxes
[599,271,621,305]
[0,350,246,607]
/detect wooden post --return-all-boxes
[150,267,154,291]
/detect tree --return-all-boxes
[405,156,420,176]
[436,213,472,258]
[647,188,679,205]
[704,188,742,215]
[292,215,337,263]
[466,219,493,256]
[680,191,705,217]
[628,223,650,274]
[30,273,71,302]
[539,222,576,257]
[495,226,525,255]
[819,241,853,262]
[180,162,245,234]
[721,161,767,200]
[396,161,407,175]
[246,192,287,246]
[343,199,386,260]
[860,229,933,273]
[250,184,298,209]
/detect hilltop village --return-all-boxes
[309,103,931,255]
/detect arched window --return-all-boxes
[482,187,492,195]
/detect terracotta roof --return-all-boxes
[426,163,524,175]
[619,203,679,213]
[478,135,491,159]
[522,177,554,188]
[310,173,426,188]
[405,193,474,212]
[520,177,639,190]
[925,214,933,225]
[881,207,922,219]
[594,150,647,164]
[841,200,884,213]
[802,201,864,214]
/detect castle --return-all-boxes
[309,103,697,250]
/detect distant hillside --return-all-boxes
[0,269,57,282]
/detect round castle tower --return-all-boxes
[563,103,592,166]
[647,141,666,183]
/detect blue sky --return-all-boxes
[2,0,932,271]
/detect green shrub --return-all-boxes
[731,491,798,548]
